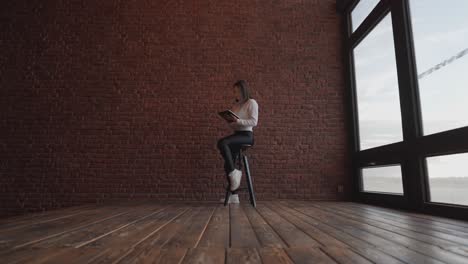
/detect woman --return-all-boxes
[217,80,259,203]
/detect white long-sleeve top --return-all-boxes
[228,99,259,132]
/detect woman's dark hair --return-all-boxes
[233,80,252,103]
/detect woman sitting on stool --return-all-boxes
[217,80,259,203]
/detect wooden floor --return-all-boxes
[1,200,468,264]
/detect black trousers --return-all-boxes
[217,130,254,177]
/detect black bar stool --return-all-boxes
[224,144,256,207]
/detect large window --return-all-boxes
[342,0,468,220]
[361,165,404,194]
[409,0,468,135]
[353,13,403,150]
[426,153,468,206]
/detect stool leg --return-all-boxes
[224,188,230,206]
[243,154,256,207]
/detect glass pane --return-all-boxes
[426,153,468,206]
[351,0,380,32]
[361,165,404,194]
[353,13,403,150]
[409,0,468,135]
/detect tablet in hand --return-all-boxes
[218,110,240,122]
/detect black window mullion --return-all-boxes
[341,2,361,199]
[349,0,390,50]
[389,0,425,209]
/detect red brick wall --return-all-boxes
[0,0,350,218]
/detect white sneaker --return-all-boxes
[228,169,242,191]
[219,194,240,204]
[228,194,240,204]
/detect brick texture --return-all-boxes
[0,0,351,218]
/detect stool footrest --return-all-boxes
[225,187,249,192]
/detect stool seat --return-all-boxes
[240,144,252,149]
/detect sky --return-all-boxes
[350,0,468,180]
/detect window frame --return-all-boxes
[338,0,468,220]
[360,163,405,195]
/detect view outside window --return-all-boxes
[361,165,404,194]
[409,0,468,135]
[426,153,468,206]
[353,13,403,150]
[351,0,380,32]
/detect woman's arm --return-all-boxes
[236,100,258,127]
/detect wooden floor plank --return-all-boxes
[182,247,225,264]
[1,246,105,264]
[1,247,67,264]
[0,205,181,260]
[227,247,261,264]
[322,202,468,249]
[274,201,405,264]
[347,202,468,231]
[30,204,169,249]
[286,201,455,264]
[163,205,216,248]
[229,204,260,248]
[320,246,373,264]
[257,247,294,264]
[255,203,321,248]
[284,201,437,263]
[0,200,467,264]
[0,200,143,233]
[243,205,287,248]
[329,202,468,241]
[118,248,188,264]
[34,247,104,264]
[114,206,216,263]
[197,205,229,248]
[0,203,154,253]
[81,205,190,263]
[285,247,337,264]
[308,202,468,261]
[264,202,347,248]
[0,204,101,233]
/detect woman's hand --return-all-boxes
[228,117,239,123]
